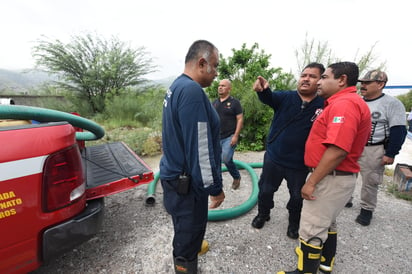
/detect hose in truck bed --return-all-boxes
[0,105,104,141]
[146,160,262,221]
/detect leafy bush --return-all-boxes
[397,90,412,111]
[89,126,161,156]
[99,86,164,129]
[206,43,295,151]
[142,135,162,156]
[86,86,165,156]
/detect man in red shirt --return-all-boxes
[278,62,371,274]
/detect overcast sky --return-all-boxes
[1,0,411,89]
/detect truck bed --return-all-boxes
[82,142,153,198]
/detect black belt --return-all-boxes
[366,141,385,146]
[308,167,354,176]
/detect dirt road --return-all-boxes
[32,144,412,273]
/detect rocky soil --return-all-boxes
[32,140,412,274]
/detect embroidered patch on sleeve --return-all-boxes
[332,116,345,123]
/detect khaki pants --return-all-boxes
[358,145,385,211]
[299,174,357,245]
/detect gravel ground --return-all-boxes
[32,141,412,274]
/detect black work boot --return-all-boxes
[173,256,198,274]
[287,212,300,239]
[277,237,323,274]
[355,208,373,226]
[319,231,337,273]
[345,196,353,208]
[232,177,241,190]
[251,214,270,229]
[287,224,299,239]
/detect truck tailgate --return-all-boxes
[82,142,154,199]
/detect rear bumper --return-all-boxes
[42,198,105,262]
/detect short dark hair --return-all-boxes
[328,62,359,86]
[303,62,325,75]
[185,40,217,64]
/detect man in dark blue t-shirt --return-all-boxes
[213,79,243,190]
[160,40,225,274]
[251,63,325,240]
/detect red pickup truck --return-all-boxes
[0,105,154,274]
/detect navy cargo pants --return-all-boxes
[257,152,308,226]
[161,179,208,261]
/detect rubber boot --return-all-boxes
[277,237,323,274]
[198,240,209,255]
[319,231,337,273]
[173,256,198,274]
[355,208,373,226]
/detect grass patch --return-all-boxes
[383,167,412,202]
[88,126,161,157]
[386,183,412,201]
[384,167,394,177]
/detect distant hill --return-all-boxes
[151,76,176,88]
[0,68,175,93]
[0,69,56,93]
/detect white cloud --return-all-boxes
[1,0,411,85]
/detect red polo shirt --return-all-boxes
[304,86,371,172]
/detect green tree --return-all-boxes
[397,90,412,111]
[32,33,156,115]
[206,43,295,151]
[101,85,165,128]
[295,33,335,73]
[295,33,386,77]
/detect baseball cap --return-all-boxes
[358,70,388,82]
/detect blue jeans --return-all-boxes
[257,152,308,226]
[220,135,240,179]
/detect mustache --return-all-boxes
[360,87,367,91]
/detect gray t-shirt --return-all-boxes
[366,93,406,144]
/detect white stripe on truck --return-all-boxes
[0,156,48,181]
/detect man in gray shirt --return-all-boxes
[351,70,407,226]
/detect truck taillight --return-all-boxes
[42,145,85,212]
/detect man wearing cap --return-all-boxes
[352,69,407,226]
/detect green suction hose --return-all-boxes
[0,105,104,141]
[145,160,263,221]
